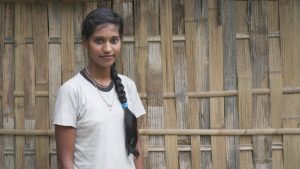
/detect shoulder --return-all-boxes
[58,73,84,95]
[118,74,136,87]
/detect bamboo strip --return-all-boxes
[236,1,253,168]
[3,32,281,44]
[0,3,4,167]
[61,3,74,82]
[74,2,86,73]
[250,1,272,169]
[184,0,201,168]
[2,128,300,136]
[208,1,226,169]
[3,4,15,169]
[194,1,212,168]
[268,1,284,169]
[32,3,50,169]
[15,3,26,169]
[133,0,151,168]
[280,0,300,169]
[145,144,284,152]
[1,87,300,98]
[48,2,61,169]
[24,4,35,169]
[160,0,178,169]
[223,1,240,169]
[0,143,287,154]
[173,41,190,167]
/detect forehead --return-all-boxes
[92,23,120,37]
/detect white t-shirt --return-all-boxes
[53,72,146,169]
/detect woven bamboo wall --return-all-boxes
[0,0,300,169]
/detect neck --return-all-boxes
[86,64,112,86]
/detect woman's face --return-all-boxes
[84,23,121,70]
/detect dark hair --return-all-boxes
[81,8,124,40]
[81,8,139,157]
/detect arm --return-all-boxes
[55,125,76,169]
[134,135,144,169]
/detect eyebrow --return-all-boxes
[93,36,120,39]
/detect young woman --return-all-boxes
[53,8,145,169]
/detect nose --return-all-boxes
[103,42,112,53]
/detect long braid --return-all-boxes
[110,63,139,157]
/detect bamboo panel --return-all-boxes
[236,1,253,168]
[24,4,35,169]
[185,0,201,168]
[61,2,74,82]
[48,2,61,169]
[223,1,240,169]
[267,1,284,169]
[0,3,5,167]
[249,1,272,169]
[160,0,177,169]
[0,1,300,169]
[208,1,226,169]
[280,0,300,168]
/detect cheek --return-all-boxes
[114,44,121,54]
[88,44,101,53]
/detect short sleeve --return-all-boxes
[128,80,146,118]
[53,84,79,128]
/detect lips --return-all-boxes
[101,55,114,58]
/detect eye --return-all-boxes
[111,37,120,44]
[94,38,104,44]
